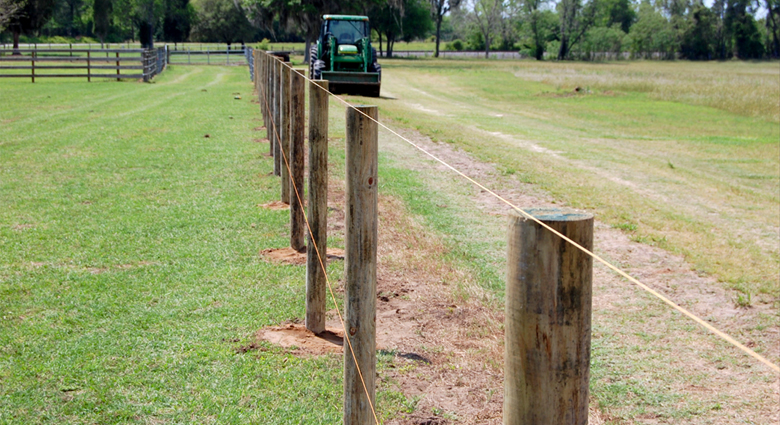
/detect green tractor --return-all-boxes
[309,15,381,97]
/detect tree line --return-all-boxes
[1,0,777,59]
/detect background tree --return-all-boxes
[680,3,716,58]
[369,0,431,57]
[162,0,193,46]
[469,0,504,57]
[627,1,677,58]
[430,0,460,57]
[93,0,111,46]
[368,0,402,56]
[8,0,56,50]
[556,0,597,59]
[725,0,764,57]
[766,0,780,57]
[518,0,557,59]
[191,0,253,46]
[0,0,24,33]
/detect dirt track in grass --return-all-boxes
[252,109,778,423]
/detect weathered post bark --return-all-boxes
[279,63,291,204]
[253,50,259,95]
[290,69,306,252]
[344,105,378,425]
[305,80,329,334]
[266,54,273,152]
[273,59,281,176]
[504,207,594,425]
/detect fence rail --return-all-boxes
[0,47,167,82]
[167,47,248,66]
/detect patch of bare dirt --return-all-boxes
[258,201,289,210]
[256,323,345,355]
[253,138,269,144]
[259,247,345,266]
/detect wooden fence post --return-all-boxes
[31,51,35,83]
[87,50,91,82]
[279,62,291,203]
[344,105,378,425]
[116,51,120,81]
[266,54,273,155]
[273,59,282,176]
[290,69,306,251]
[262,53,269,137]
[504,207,593,425]
[306,79,329,334]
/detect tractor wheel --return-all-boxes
[369,47,382,82]
[309,46,325,80]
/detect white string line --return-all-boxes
[269,55,780,375]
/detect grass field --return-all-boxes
[370,58,780,300]
[0,66,408,423]
[1,59,778,423]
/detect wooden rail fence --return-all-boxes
[0,47,167,82]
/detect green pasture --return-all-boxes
[0,66,405,423]
[1,58,778,424]
[373,58,780,300]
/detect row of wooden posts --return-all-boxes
[251,49,594,425]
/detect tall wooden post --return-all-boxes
[306,79,329,334]
[279,63,291,203]
[273,59,282,176]
[31,51,35,83]
[268,55,274,155]
[504,208,594,425]
[344,105,378,425]
[258,53,266,129]
[116,51,120,81]
[290,69,306,251]
[253,50,259,92]
[87,51,92,82]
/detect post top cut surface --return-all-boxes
[514,207,592,222]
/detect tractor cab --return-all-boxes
[310,15,381,97]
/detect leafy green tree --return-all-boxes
[627,2,677,58]
[0,0,24,33]
[581,23,626,58]
[191,0,253,46]
[680,4,716,59]
[725,0,764,58]
[469,0,504,57]
[556,0,598,59]
[49,0,87,37]
[162,0,193,45]
[7,0,56,50]
[402,0,433,41]
[93,0,112,46]
[518,0,557,59]
[597,0,634,32]
[370,0,433,56]
[766,0,780,57]
[431,0,461,57]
